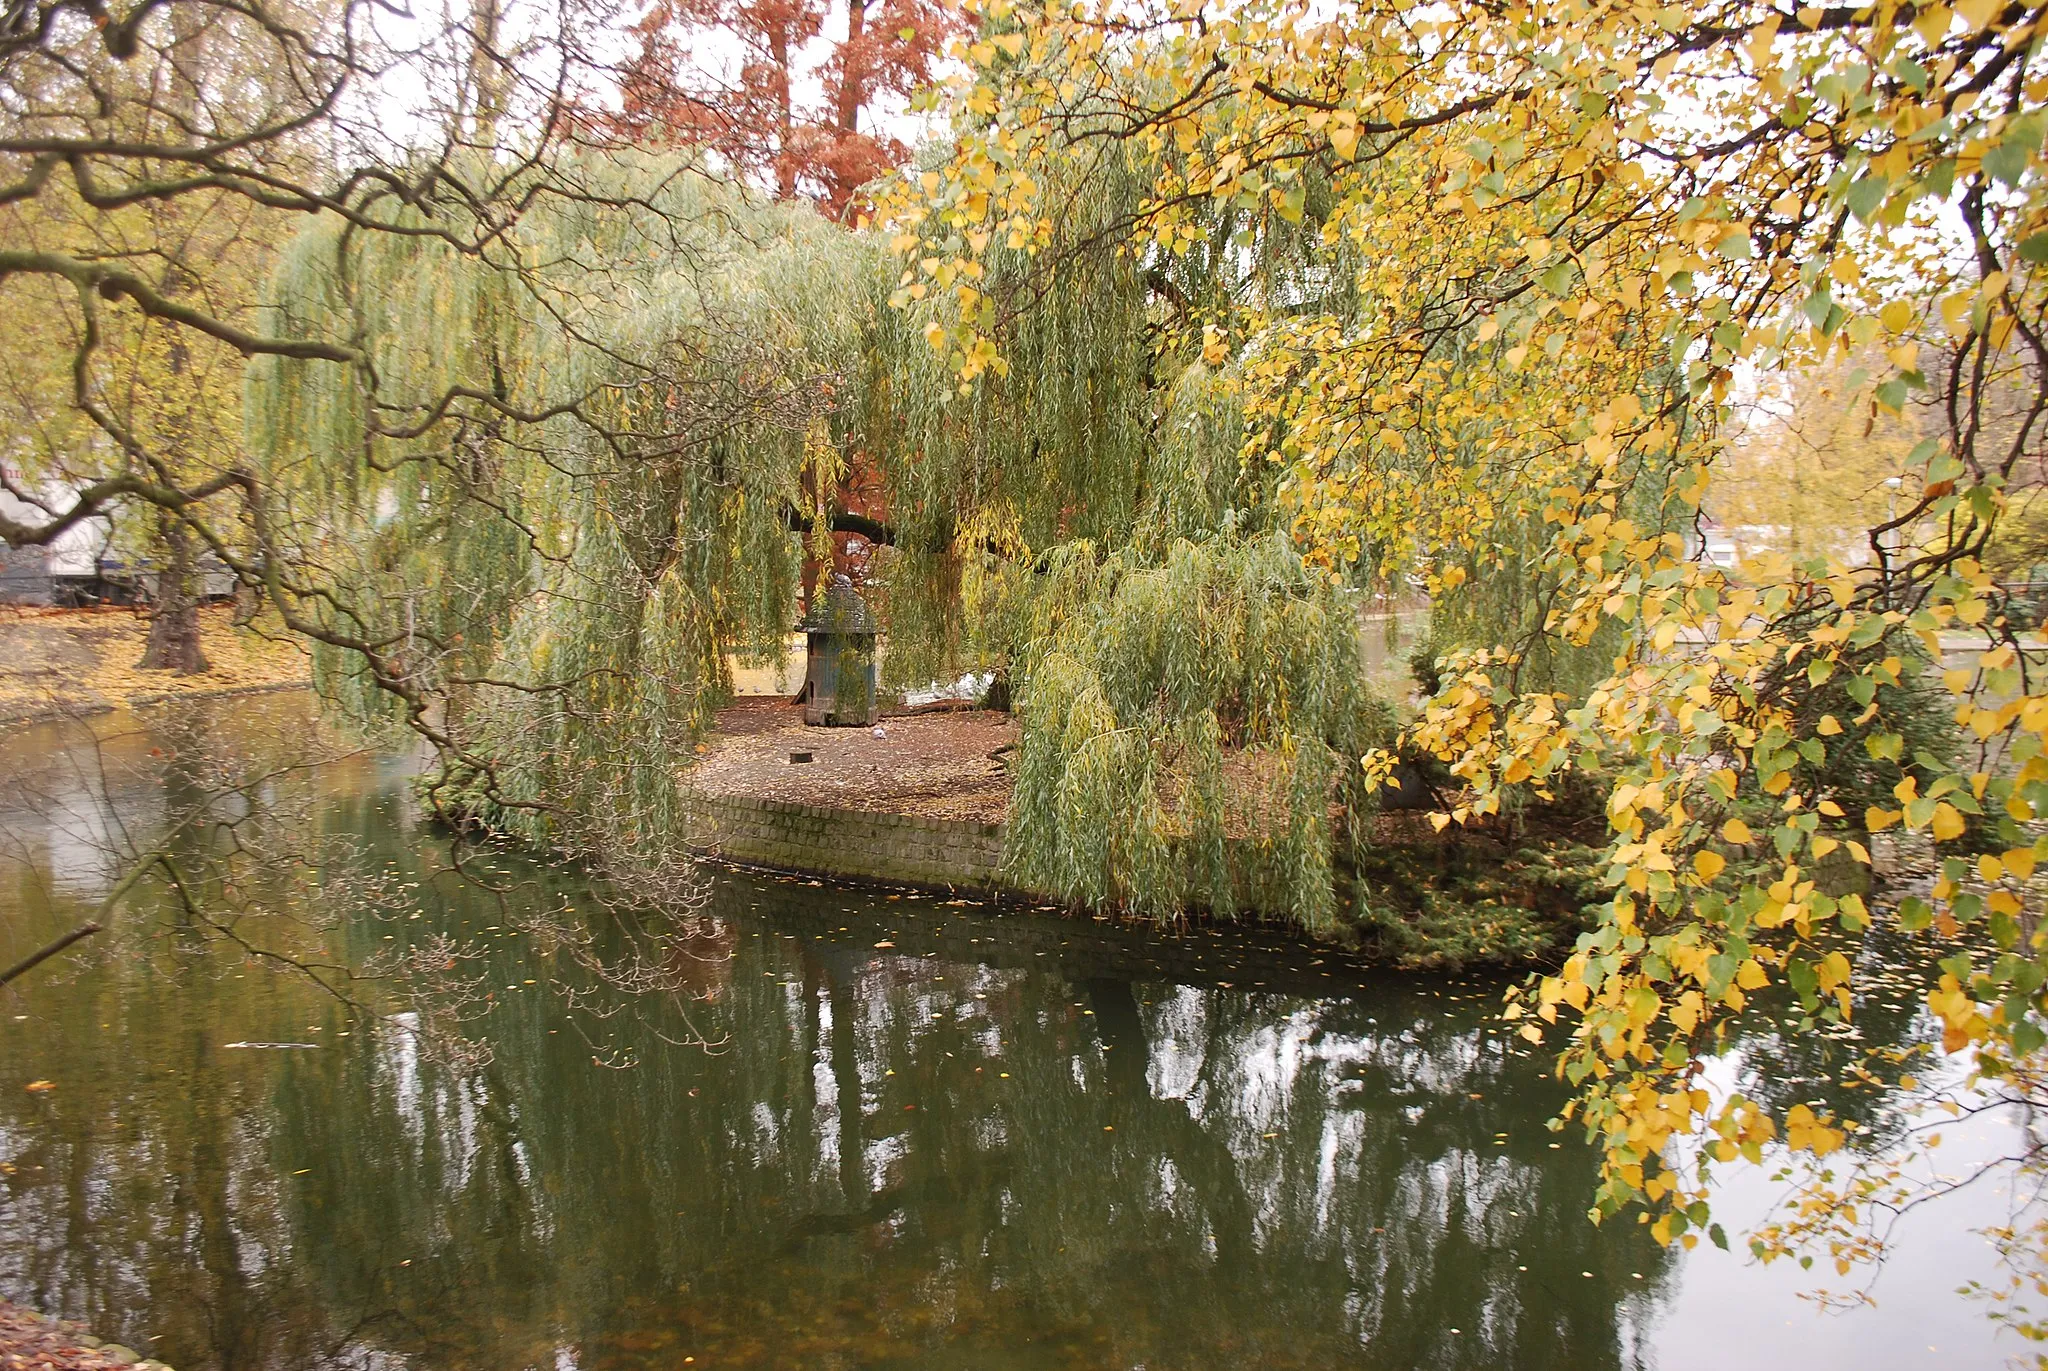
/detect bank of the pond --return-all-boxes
[681,789,1010,892]
[0,1300,173,1370]
[683,698,1607,969]
[0,606,309,724]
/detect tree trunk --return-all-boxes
[138,15,211,678]
[836,0,867,132]
[771,23,796,199]
[466,0,508,147]
[139,517,210,674]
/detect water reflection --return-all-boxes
[0,701,1996,1369]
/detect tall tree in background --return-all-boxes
[0,0,702,728]
[136,3,227,672]
[612,0,964,676]
[1711,359,1934,565]
[0,0,333,673]
[614,0,963,215]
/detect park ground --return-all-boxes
[687,696,1019,823]
[0,605,308,725]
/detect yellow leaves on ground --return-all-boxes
[0,607,308,722]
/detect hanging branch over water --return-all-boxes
[0,922,101,988]
[1,0,1399,950]
[246,153,885,861]
[0,0,771,756]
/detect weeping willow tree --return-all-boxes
[862,60,1709,933]
[858,125,1407,933]
[1007,532,1389,929]
[857,147,1158,691]
[247,150,880,859]
[864,124,1348,691]
[245,132,1559,939]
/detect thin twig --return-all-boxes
[0,922,102,987]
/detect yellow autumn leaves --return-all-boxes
[892,0,2048,1297]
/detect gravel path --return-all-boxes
[686,697,1019,823]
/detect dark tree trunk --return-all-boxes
[466,0,507,145]
[771,23,796,199]
[138,19,210,678]
[836,0,866,132]
[139,518,209,674]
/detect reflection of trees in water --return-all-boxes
[3,709,1671,1370]
[0,700,397,1003]
[0,909,350,1370]
[244,874,1670,1370]
[2,873,1676,1370]
[0,713,175,905]
[1727,925,1952,1150]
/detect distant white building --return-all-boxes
[1689,517,1739,569]
[1695,515,1887,568]
[0,466,115,603]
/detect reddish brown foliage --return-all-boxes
[615,0,965,217]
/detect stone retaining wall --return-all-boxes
[679,789,1009,892]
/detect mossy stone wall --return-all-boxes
[679,790,1009,892]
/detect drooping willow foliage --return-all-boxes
[244,138,1457,935]
[1007,532,1391,929]
[859,148,1158,691]
[247,151,879,857]
[864,129,1345,691]
[860,132,1405,931]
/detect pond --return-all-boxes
[0,696,2026,1369]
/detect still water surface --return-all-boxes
[0,697,2024,1368]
